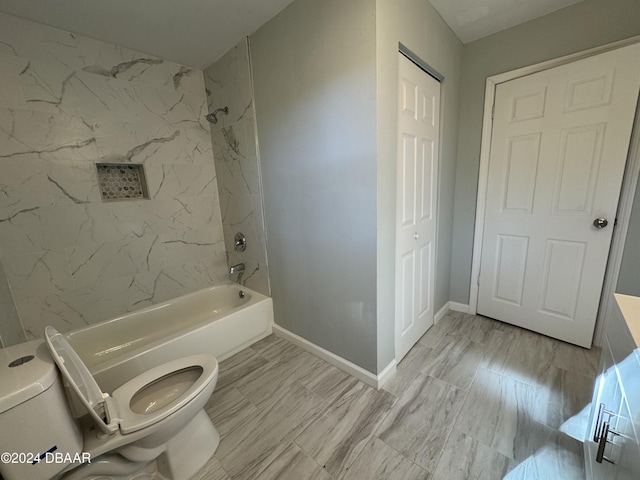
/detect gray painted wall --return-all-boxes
[450,0,640,304]
[375,0,462,371]
[617,171,640,297]
[251,0,462,374]
[250,0,462,373]
[250,0,379,372]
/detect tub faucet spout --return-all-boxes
[229,263,245,274]
[229,263,245,284]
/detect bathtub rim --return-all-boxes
[64,282,273,375]
[67,281,267,339]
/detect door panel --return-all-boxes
[420,139,435,220]
[553,124,604,214]
[511,87,547,122]
[566,72,613,112]
[503,134,541,213]
[493,234,528,306]
[401,133,417,226]
[400,251,415,334]
[419,242,432,316]
[539,239,586,320]
[478,43,640,347]
[395,54,440,361]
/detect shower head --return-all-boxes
[205,106,229,124]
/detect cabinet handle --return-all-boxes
[594,403,616,442]
[596,422,616,464]
[594,403,605,442]
[596,422,610,463]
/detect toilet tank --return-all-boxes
[0,340,83,480]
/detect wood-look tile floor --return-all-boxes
[187,311,600,480]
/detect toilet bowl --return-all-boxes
[0,327,219,480]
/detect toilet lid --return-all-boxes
[44,326,118,434]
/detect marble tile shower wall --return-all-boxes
[0,263,25,347]
[0,14,227,341]
[204,40,270,295]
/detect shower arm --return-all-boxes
[205,106,229,124]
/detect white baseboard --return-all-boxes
[434,301,470,323]
[449,302,470,313]
[272,324,396,390]
[376,359,397,388]
[434,302,450,324]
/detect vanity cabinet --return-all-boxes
[585,294,640,479]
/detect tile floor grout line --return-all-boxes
[451,365,584,461]
[292,438,338,480]
[355,435,431,479]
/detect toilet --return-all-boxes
[0,327,220,480]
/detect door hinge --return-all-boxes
[491,103,495,119]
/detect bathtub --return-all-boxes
[65,282,273,392]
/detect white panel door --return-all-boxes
[478,43,640,347]
[395,54,439,362]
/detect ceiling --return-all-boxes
[429,0,585,43]
[0,0,585,69]
[0,0,297,69]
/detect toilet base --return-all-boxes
[59,452,149,480]
[60,410,219,480]
[157,410,220,480]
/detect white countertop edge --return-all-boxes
[614,293,640,348]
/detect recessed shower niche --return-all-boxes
[96,163,150,201]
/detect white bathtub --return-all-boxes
[65,283,273,392]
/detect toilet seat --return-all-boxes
[44,327,217,436]
[111,355,217,434]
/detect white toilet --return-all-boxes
[0,327,220,480]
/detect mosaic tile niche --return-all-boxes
[96,164,149,201]
[0,13,227,340]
